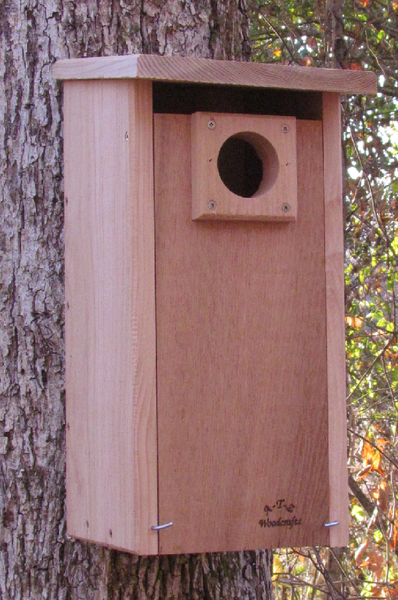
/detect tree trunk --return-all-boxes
[0,1,272,598]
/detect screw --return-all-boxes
[207,120,216,130]
[208,200,217,210]
[281,125,290,133]
[281,203,291,213]
[125,132,129,140]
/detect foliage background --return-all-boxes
[249,0,398,597]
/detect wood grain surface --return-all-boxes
[54,54,377,95]
[155,114,330,554]
[64,79,157,555]
[191,112,297,221]
[323,93,349,547]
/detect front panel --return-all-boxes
[155,113,330,554]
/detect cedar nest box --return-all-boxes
[54,55,377,556]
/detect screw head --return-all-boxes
[281,125,290,134]
[207,120,216,130]
[125,132,129,140]
[208,200,217,210]
[281,203,291,213]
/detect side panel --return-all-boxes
[155,114,330,554]
[64,80,157,555]
[323,92,349,546]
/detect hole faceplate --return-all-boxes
[191,112,296,221]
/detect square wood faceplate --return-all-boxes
[191,112,297,221]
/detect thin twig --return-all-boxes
[329,548,362,597]
[365,30,387,79]
[256,10,296,61]
[381,353,396,407]
[348,428,398,470]
[347,336,394,403]
[310,547,346,600]
[348,127,396,258]
[273,574,327,594]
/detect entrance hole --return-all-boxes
[217,132,279,198]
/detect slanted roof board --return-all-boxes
[53,54,377,95]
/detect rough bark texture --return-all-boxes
[0,1,271,598]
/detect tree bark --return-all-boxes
[0,1,272,598]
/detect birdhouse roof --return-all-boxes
[53,54,377,95]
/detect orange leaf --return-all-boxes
[369,584,382,597]
[361,437,384,475]
[358,464,372,480]
[390,518,398,550]
[346,62,364,71]
[361,436,375,463]
[376,437,388,449]
[360,556,371,568]
[346,315,363,329]
[299,57,313,67]
[387,583,398,597]
[375,481,390,513]
[366,548,384,580]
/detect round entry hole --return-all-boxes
[217,132,279,198]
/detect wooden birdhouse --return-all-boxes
[54,55,377,555]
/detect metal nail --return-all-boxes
[324,521,339,527]
[151,522,173,531]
